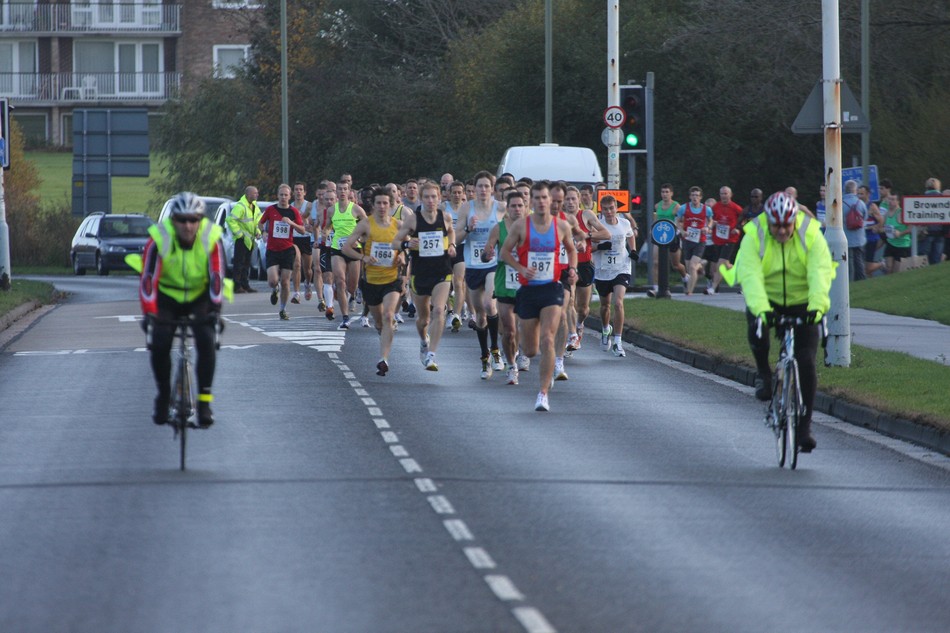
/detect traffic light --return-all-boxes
[620,85,646,153]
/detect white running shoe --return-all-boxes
[534,392,550,412]
[420,335,430,366]
[601,324,613,351]
[506,366,519,385]
[611,342,626,357]
[394,313,405,324]
[490,349,505,371]
[480,358,493,380]
[516,353,530,372]
[360,315,370,328]
[554,361,569,381]
[424,352,439,371]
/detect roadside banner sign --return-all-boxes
[598,189,629,212]
[901,196,950,225]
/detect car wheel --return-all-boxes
[72,254,86,276]
[96,253,109,276]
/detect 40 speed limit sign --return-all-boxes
[603,105,626,129]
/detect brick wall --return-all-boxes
[179,1,263,95]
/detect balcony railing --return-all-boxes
[0,72,181,103]
[0,3,181,34]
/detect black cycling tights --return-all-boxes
[150,295,217,400]
[746,308,819,423]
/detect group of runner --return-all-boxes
[240,171,641,411]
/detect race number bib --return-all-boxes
[527,251,555,282]
[418,231,444,257]
[685,226,702,243]
[715,223,730,240]
[273,221,291,239]
[605,247,623,267]
[471,239,492,263]
[505,265,521,290]
[370,242,395,267]
[559,242,569,264]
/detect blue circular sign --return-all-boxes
[651,220,676,246]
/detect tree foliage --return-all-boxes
[153,0,950,205]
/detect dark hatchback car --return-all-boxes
[70,212,154,275]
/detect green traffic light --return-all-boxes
[625,132,639,147]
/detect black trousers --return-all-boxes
[746,306,820,424]
[233,239,253,289]
[150,293,217,401]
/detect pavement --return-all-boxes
[661,287,950,366]
[599,285,950,456]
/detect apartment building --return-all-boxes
[0,0,262,146]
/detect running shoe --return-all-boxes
[601,324,613,351]
[279,310,289,321]
[407,303,416,318]
[704,287,716,295]
[682,274,690,285]
[534,392,550,412]
[564,349,573,359]
[480,357,493,380]
[506,366,519,385]
[337,316,350,330]
[554,361,569,381]
[646,287,658,298]
[611,342,626,357]
[402,299,410,313]
[291,292,300,304]
[360,316,370,328]
[270,287,278,305]
[566,333,580,351]
[326,307,335,321]
[451,313,462,333]
[516,353,530,372]
[376,359,389,376]
[490,349,504,371]
[394,313,405,324]
[420,335,430,366]
[468,317,476,330]
[305,284,313,301]
[355,289,363,304]
[424,352,439,372]
[349,298,357,313]
[318,299,327,312]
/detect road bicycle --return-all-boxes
[148,315,220,471]
[761,315,806,469]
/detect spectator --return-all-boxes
[858,185,886,276]
[740,188,765,230]
[883,191,912,274]
[842,179,868,281]
[814,184,827,228]
[919,177,944,265]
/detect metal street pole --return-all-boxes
[280,0,289,184]
[822,0,851,366]
[544,0,552,143]
[860,0,870,186]
[605,0,621,189]
[0,167,9,290]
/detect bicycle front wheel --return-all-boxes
[772,372,786,468]
[786,359,801,470]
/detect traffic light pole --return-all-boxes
[645,72,656,294]
[606,1,621,189]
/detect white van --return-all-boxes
[496,144,603,186]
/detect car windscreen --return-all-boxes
[100,217,153,238]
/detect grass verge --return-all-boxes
[0,280,60,315]
[625,297,950,431]
[849,263,950,326]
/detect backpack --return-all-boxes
[845,201,864,230]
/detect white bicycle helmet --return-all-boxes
[168,192,206,217]
[764,191,797,225]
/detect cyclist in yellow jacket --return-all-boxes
[735,191,833,452]
[140,192,226,428]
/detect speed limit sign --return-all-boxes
[603,105,626,129]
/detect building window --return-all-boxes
[213,45,250,79]
[211,1,262,8]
